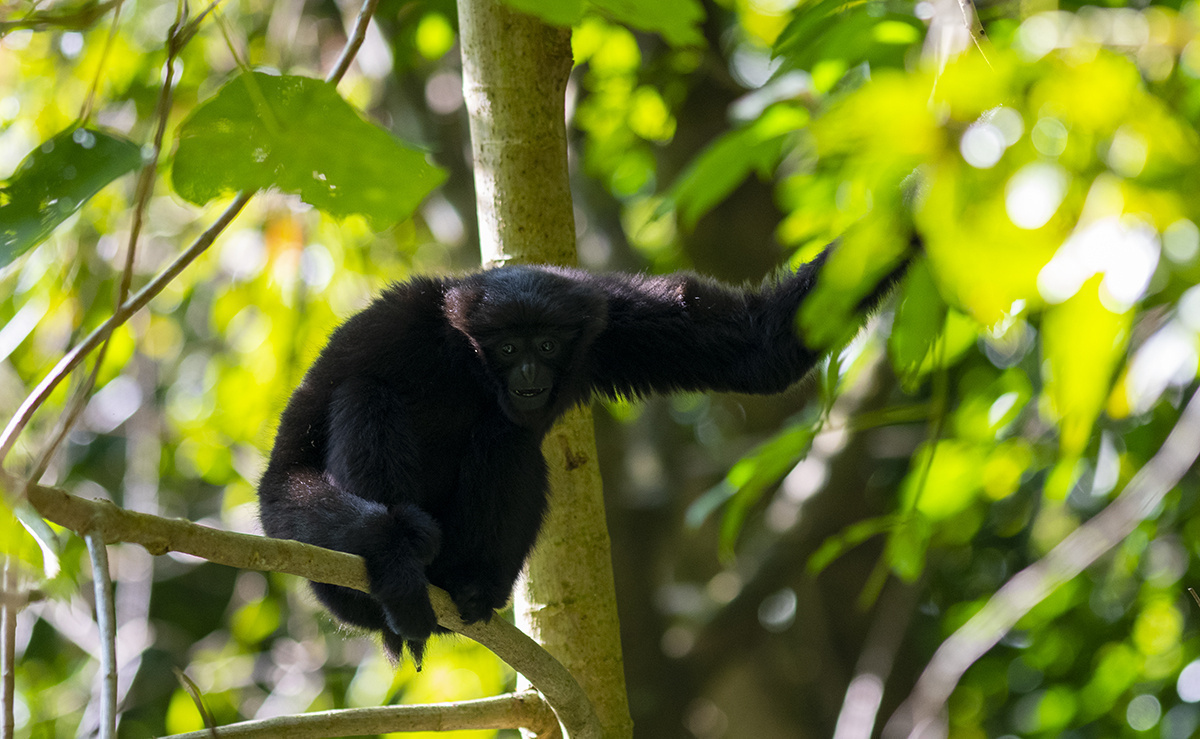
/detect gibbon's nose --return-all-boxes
[521,362,537,384]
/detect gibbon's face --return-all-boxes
[484,331,571,421]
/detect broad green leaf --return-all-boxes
[774,0,923,76]
[889,258,948,387]
[687,419,817,559]
[798,213,911,350]
[590,0,704,48]
[502,0,585,26]
[885,513,931,582]
[0,127,142,266]
[1041,276,1131,466]
[902,440,986,521]
[717,423,816,560]
[918,159,1066,325]
[808,514,899,575]
[501,0,704,47]
[172,72,446,229]
[954,370,1034,442]
[669,106,808,228]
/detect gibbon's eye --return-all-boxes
[539,340,557,354]
[500,343,518,355]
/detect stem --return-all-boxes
[85,533,117,739]
[1,559,16,739]
[0,192,250,469]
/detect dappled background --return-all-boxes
[6,0,1200,737]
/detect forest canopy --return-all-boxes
[4,0,1200,737]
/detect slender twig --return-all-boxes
[832,578,921,739]
[19,481,601,739]
[85,533,117,739]
[19,0,186,490]
[1,559,16,739]
[0,192,250,469]
[160,692,558,739]
[79,0,124,123]
[887,388,1200,738]
[325,0,381,84]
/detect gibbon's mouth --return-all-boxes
[511,387,548,398]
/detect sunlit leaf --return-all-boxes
[889,258,948,387]
[669,105,808,228]
[1,496,41,571]
[918,159,1066,325]
[172,72,446,229]
[808,514,898,575]
[590,0,705,47]
[885,513,931,582]
[799,213,911,350]
[717,423,815,560]
[773,0,924,77]
[0,127,141,266]
[502,0,585,26]
[687,420,817,558]
[505,0,705,46]
[1041,276,1131,463]
[902,440,986,521]
[954,370,1034,442]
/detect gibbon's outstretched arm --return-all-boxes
[581,252,824,399]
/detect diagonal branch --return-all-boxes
[160,692,557,739]
[18,480,600,739]
[886,388,1200,738]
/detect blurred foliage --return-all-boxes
[5,0,1200,737]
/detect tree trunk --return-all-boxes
[455,2,633,737]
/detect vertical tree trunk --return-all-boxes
[455,2,634,738]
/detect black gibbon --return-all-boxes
[257,253,903,665]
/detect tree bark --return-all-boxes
[456,2,633,737]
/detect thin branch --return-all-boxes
[832,578,921,739]
[160,692,558,739]
[0,192,250,469]
[79,0,124,123]
[18,481,600,739]
[84,533,117,739]
[325,0,381,85]
[886,388,1200,739]
[1,559,16,739]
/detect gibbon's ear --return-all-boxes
[444,279,486,346]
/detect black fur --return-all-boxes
[257,254,900,665]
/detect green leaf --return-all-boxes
[889,257,948,387]
[1041,276,1131,470]
[808,514,899,575]
[171,72,446,229]
[774,0,924,78]
[590,0,705,48]
[885,513,931,582]
[697,421,817,560]
[669,106,808,229]
[502,0,586,26]
[798,212,911,350]
[499,0,704,47]
[0,127,142,266]
[902,440,987,521]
